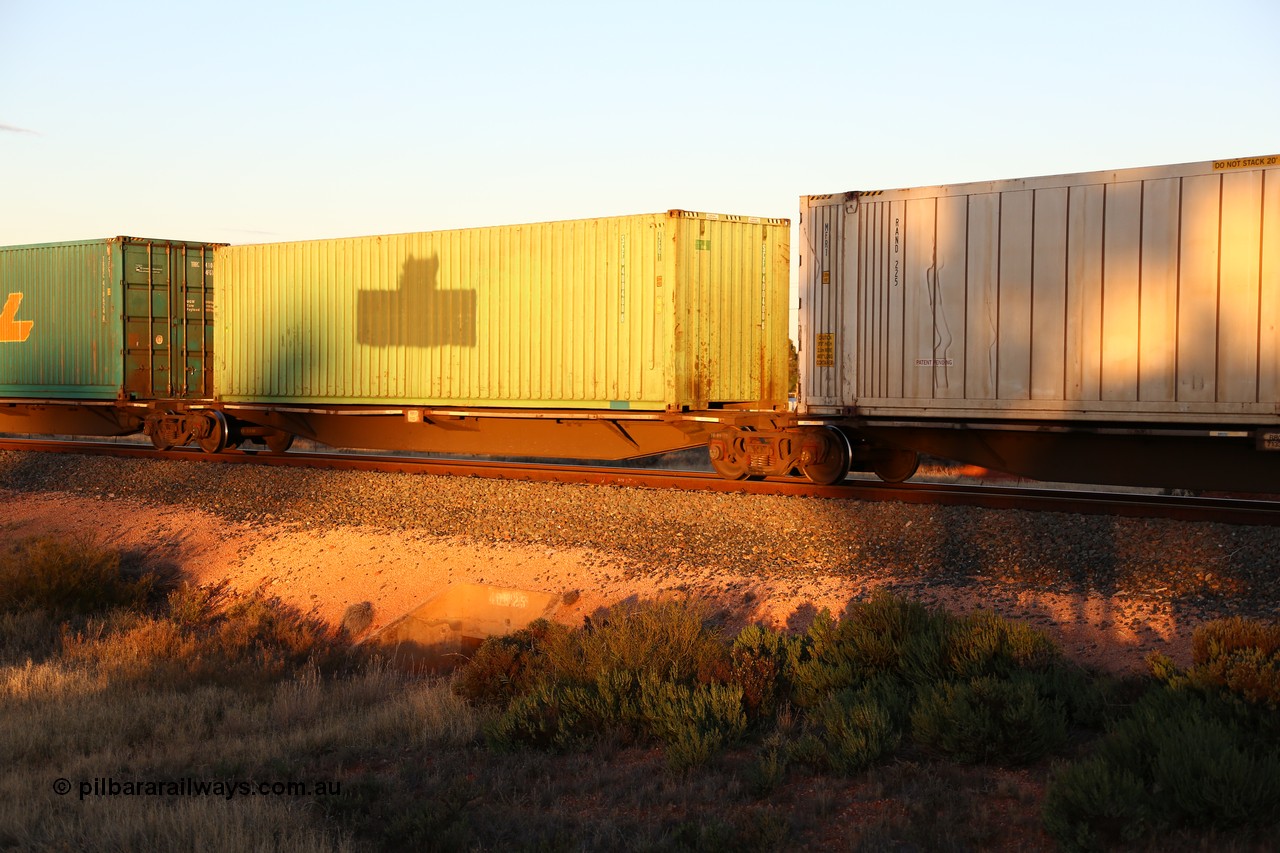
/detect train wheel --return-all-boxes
[149,432,176,452]
[197,411,229,454]
[709,435,750,480]
[710,451,750,480]
[264,431,295,454]
[872,448,919,483]
[800,427,851,485]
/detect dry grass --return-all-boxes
[1,795,355,853]
[0,535,481,851]
[0,534,161,615]
[2,534,1275,851]
[0,654,479,850]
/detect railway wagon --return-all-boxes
[213,210,792,459]
[784,155,1280,492]
[0,237,229,446]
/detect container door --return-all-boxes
[798,196,853,411]
[179,244,216,397]
[123,241,215,399]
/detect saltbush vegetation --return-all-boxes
[457,601,745,769]
[1043,617,1280,851]
[4,533,1276,850]
[456,591,1101,774]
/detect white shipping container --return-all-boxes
[799,156,1280,424]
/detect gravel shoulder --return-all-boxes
[4,450,1278,676]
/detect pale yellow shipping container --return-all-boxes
[214,211,789,411]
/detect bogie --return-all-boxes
[709,426,854,485]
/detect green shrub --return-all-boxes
[1174,617,1280,709]
[637,672,747,769]
[941,610,1060,681]
[1043,685,1280,849]
[803,683,902,774]
[458,600,732,712]
[747,733,791,796]
[570,599,731,686]
[486,680,595,750]
[590,667,646,733]
[1041,756,1154,851]
[841,593,938,664]
[730,624,800,723]
[486,667,746,768]
[787,594,1068,713]
[910,673,1068,764]
[0,536,158,615]
[452,619,570,707]
[1151,704,1280,826]
[1194,616,1280,662]
[787,595,941,707]
[786,610,854,707]
[898,606,1060,686]
[485,668,643,750]
[1023,661,1111,729]
[460,598,744,760]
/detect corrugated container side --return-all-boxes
[800,157,1280,422]
[216,212,790,410]
[671,212,791,406]
[0,240,123,398]
[1,237,219,401]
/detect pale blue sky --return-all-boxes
[2,0,1277,249]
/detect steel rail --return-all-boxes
[2,437,1278,526]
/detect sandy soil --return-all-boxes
[3,491,1192,676]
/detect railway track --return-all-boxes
[2,436,1279,526]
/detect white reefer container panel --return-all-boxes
[799,156,1280,424]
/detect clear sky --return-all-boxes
[3,0,1277,250]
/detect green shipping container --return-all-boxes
[215,211,790,411]
[0,238,220,400]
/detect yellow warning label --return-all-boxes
[821,271,830,285]
[815,333,835,367]
[0,293,34,342]
[1213,155,1279,171]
